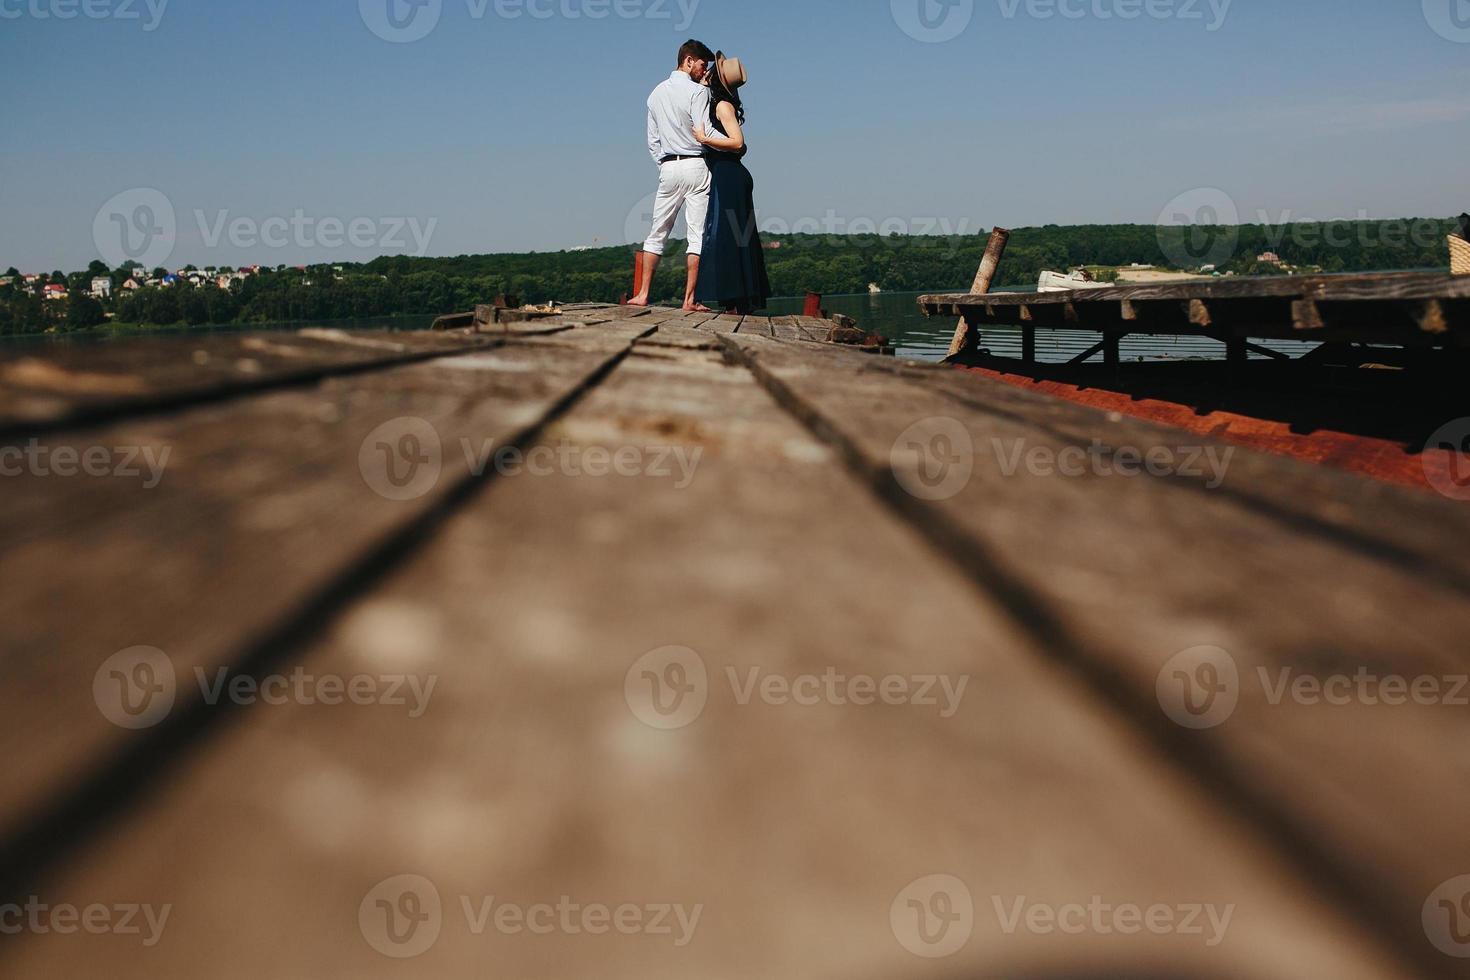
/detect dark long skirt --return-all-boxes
[696,156,771,314]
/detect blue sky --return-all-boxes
[2,0,1468,271]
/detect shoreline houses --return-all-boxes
[6,264,277,301]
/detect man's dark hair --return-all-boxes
[677,40,715,68]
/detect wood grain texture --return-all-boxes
[0,330,509,436]
[0,318,675,864]
[4,342,1413,980]
[720,331,1470,978]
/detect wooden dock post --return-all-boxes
[804,292,823,319]
[1227,334,1248,384]
[947,227,1011,360]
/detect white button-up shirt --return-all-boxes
[646,70,711,165]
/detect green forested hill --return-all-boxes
[2,219,1459,334]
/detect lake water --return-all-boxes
[0,315,439,348]
[6,295,1313,364]
[764,289,1317,363]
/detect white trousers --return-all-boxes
[643,158,711,257]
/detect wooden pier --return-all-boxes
[3,303,1470,978]
[923,270,1470,364]
[922,271,1470,492]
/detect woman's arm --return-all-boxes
[694,101,745,152]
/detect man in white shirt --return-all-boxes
[630,39,716,311]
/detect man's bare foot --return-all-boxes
[683,303,713,312]
[627,296,651,307]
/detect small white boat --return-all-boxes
[1037,269,1113,293]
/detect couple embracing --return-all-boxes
[630,39,771,314]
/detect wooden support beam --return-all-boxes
[1022,326,1036,364]
[1068,340,1106,366]
[1414,299,1448,335]
[947,227,1011,359]
[1104,332,1121,372]
[1291,298,1324,330]
[1245,342,1291,361]
[1227,335,1248,383]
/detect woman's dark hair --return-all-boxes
[708,64,746,125]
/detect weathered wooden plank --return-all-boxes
[4,343,1413,980]
[733,315,772,337]
[677,310,723,331]
[0,320,660,862]
[924,271,1470,308]
[0,329,511,436]
[923,273,1470,345]
[768,315,803,342]
[793,316,835,342]
[639,322,722,351]
[719,332,1470,977]
[903,361,1470,589]
[707,313,745,333]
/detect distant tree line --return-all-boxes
[1,218,1459,335]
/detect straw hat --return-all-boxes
[713,51,747,91]
[1451,234,1470,276]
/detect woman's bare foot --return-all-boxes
[684,303,713,312]
[627,296,651,307]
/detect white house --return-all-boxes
[91,277,113,299]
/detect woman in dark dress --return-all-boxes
[692,53,771,314]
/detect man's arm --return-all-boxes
[647,103,663,165]
[689,85,711,138]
